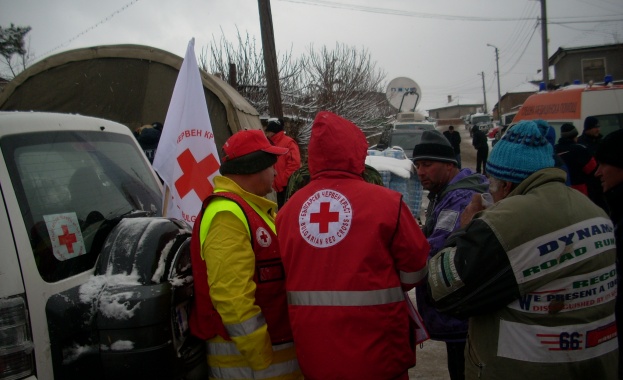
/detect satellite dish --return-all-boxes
[385,77,422,111]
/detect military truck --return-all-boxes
[0,45,264,380]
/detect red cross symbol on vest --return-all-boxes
[175,148,220,201]
[58,225,77,253]
[259,229,269,243]
[310,202,339,233]
[255,227,271,248]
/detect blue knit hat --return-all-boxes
[533,119,556,147]
[486,120,554,183]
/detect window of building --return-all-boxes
[582,58,606,83]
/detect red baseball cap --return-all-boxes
[222,129,288,162]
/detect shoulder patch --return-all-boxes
[255,227,272,247]
[435,209,459,232]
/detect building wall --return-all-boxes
[495,92,535,120]
[553,46,623,85]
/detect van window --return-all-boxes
[1,131,162,282]
[590,114,623,138]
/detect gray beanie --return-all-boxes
[412,129,458,165]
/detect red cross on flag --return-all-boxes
[153,38,220,227]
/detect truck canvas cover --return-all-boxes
[0,44,262,152]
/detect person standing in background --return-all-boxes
[471,126,488,175]
[594,129,623,380]
[555,123,607,212]
[264,117,301,209]
[135,124,161,164]
[443,125,462,168]
[578,116,602,154]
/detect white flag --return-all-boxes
[153,38,220,227]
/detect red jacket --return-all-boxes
[276,111,429,379]
[269,131,301,192]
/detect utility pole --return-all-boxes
[257,0,283,118]
[479,72,487,114]
[539,0,549,86]
[487,44,502,123]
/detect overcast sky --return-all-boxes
[2,0,622,113]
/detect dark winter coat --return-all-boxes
[416,169,488,341]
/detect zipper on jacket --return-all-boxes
[466,334,485,378]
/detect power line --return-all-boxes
[501,22,539,76]
[35,0,141,60]
[498,2,537,55]
[278,0,620,22]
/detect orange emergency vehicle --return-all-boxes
[513,82,623,139]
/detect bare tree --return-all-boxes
[0,24,32,79]
[199,33,392,147]
[199,29,301,118]
[298,43,388,126]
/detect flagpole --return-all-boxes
[162,186,170,217]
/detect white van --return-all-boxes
[0,112,205,379]
[392,111,436,130]
[512,83,623,139]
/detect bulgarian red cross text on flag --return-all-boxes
[153,38,220,227]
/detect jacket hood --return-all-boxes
[308,111,367,177]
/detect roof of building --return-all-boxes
[427,97,482,112]
[549,43,623,66]
[507,82,539,94]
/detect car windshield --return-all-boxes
[1,130,163,282]
[390,132,424,151]
[472,116,491,124]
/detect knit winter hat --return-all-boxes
[584,116,600,131]
[412,129,458,165]
[595,129,623,169]
[486,120,554,183]
[560,123,579,140]
[534,119,556,147]
[265,117,284,133]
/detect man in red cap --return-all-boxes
[189,129,302,380]
[277,111,429,379]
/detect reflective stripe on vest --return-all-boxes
[207,341,294,356]
[224,312,267,338]
[400,266,428,285]
[287,287,404,306]
[206,342,299,379]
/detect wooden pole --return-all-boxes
[258,0,283,117]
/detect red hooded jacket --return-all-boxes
[269,131,301,193]
[276,111,429,379]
